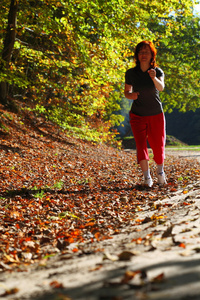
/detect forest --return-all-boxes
[0,2,200,298]
[0,0,200,145]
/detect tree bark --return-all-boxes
[0,0,18,105]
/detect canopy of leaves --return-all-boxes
[151,14,200,112]
[0,0,199,141]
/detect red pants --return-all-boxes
[129,112,166,165]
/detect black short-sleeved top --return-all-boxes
[125,65,164,116]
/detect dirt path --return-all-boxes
[1,150,200,300]
[1,183,200,300]
[165,149,200,162]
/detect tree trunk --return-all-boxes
[0,0,18,105]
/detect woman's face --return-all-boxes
[138,45,152,65]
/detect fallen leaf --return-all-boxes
[193,247,200,253]
[162,225,174,238]
[183,190,188,194]
[0,288,19,296]
[151,272,165,283]
[89,264,103,272]
[118,251,136,261]
[179,243,186,248]
[121,270,141,283]
[142,216,152,224]
[183,202,191,206]
[53,294,72,300]
[50,281,64,289]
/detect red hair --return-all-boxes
[134,41,157,68]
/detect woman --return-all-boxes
[124,41,166,187]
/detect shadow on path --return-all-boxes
[28,257,200,300]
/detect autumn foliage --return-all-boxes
[1,0,199,142]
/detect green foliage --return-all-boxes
[154,14,200,112]
[166,135,187,146]
[0,0,199,142]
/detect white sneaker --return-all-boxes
[144,177,153,188]
[157,172,166,185]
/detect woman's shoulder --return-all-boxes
[125,66,138,74]
[155,66,164,76]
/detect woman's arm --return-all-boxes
[124,83,139,100]
[152,76,165,91]
[148,69,165,91]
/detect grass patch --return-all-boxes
[166,145,200,151]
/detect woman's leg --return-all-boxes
[147,113,166,164]
[139,159,149,173]
[147,113,166,185]
[129,113,153,187]
[129,113,149,163]
[140,159,153,187]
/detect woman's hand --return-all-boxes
[124,83,140,100]
[148,69,165,91]
[132,91,140,100]
[148,68,156,80]
[124,91,139,100]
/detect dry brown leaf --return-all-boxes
[118,250,136,261]
[162,225,174,238]
[121,270,141,283]
[0,288,19,296]
[151,272,165,283]
[50,281,64,289]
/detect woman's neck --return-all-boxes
[140,63,150,72]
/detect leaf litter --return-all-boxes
[0,103,200,299]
